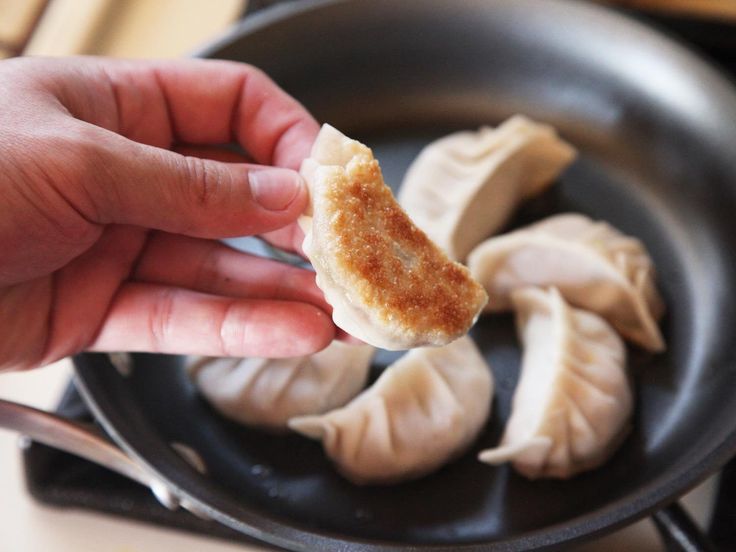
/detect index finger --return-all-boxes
[49,58,319,170]
[150,59,319,169]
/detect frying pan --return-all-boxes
[2,0,736,550]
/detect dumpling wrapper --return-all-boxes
[299,124,488,350]
[467,213,665,351]
[189,341,374,431]
[289,336,493,485]
[399,115,576,261]
[479,287,631,479]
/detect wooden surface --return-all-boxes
[22,0,245,57]
[601,0,736,21]
[23,0,113,57]
[93,0,244,57]
[0,0,46,55]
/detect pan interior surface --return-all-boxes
[74,0,736,549]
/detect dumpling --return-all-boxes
[189,341,374,431]
[467,213,665,351]
[288,336,493,485]
[299,124,488,350]
[478,287,631,479]
[399,115,576,261]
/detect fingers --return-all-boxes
[90,283,335,358]
[6,58,319,240]
[145,59,319,169]
[67,123,308,238]
[133,232,327,311]
[32,57,319,170]
[131,233,364,344]
[170,146,308,254]
[42,225,149,363]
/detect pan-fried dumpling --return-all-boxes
[467,213,665,351]
[399,115,576,261]
[299,124,488,350]
[288,336,493,485]
[479,287,631,479]
[189,341,374,431]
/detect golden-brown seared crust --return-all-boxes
[323,155,488,340]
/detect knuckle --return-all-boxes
[147,288,177,350]
[217,300,249,357]
[182,156,228,209]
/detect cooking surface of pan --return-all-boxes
[74,1,736,549]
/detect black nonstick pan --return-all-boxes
[10,0,736,550]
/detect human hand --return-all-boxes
[0,56,336,371]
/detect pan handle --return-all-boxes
[0,398,208,518]
[652,502,716,552]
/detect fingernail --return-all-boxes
[249,168,303,211]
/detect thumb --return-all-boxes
[76,125,308,238]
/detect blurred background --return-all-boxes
[0,0,734,61]
[0,0,245,59]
